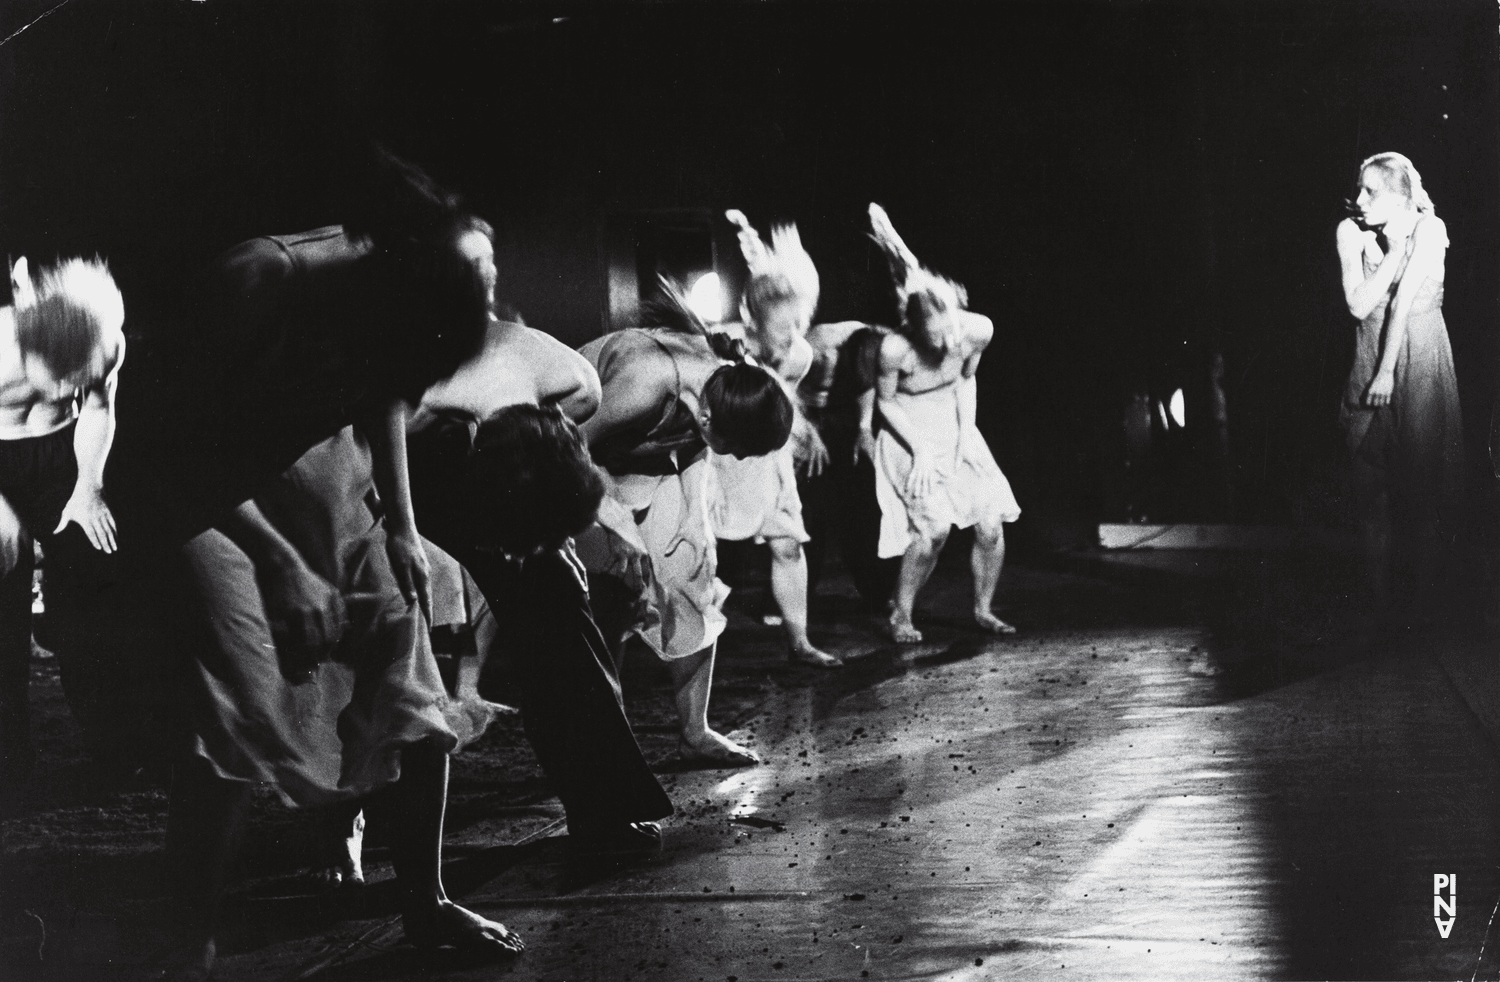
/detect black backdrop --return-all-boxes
[2,0,1496,555]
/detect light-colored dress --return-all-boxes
[873,381,1021,559]
[707,333,812,544]
[1340,220,1464,521]
[181,427,460,808]
[708,446,809,544]
[576,329,729,660]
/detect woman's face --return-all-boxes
[748,298,808,370]
[1354,167,1409,230]
[910,291,962,355]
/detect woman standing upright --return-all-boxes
[1337,152,1463,624]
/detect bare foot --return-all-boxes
[790,645,844,668]
[975,611,1017,635]
[404,900,524,957]
[301,859,364,891]
[888,610,923,643]
[304,808,366,891]
[679,730,760,767]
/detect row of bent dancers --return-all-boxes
[0,149,1019,976]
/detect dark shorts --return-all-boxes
[0,424,78,540]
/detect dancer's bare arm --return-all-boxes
[780,336,828,476]
[956,312,993,441]
[361,397,431,624]
[855,388,877,465]
[1366,217,1446,408]
[1337,217,1410,321]
[56,338,125,552]
[875,333,937,497]
[220,499,346,653]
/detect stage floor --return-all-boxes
[3,549,1497,981]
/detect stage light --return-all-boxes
[688,271,724,324]
[1169,388,1186,428]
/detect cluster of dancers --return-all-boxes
[0,147,1457,976]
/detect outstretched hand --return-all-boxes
[386,528,432,625]
[55,487,117,553]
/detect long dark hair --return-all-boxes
[642,274,749,362]
[345,146,491,399]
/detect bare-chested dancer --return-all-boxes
[0,257,124,774]
[867,204,1021,643]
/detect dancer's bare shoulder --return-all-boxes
[959,311,994,357]
[1412,214,1449,250]
[498,322,601,419]
[779,334,814,385]
[878,330,917,373]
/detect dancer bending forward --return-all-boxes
[161,153,521,979]
[578,304,792,766]
[867,204,1020,642]
[712,210,839,667]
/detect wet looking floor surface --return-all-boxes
[3,550,1498,981]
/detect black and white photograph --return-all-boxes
[1,1,1498,979]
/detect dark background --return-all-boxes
[2,0,1496,557]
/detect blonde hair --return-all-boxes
[14,257,124,380]
[725,209,820,329]
[1358,152,1436,216]
[867,203,968,338]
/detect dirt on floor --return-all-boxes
[0,541,1396,980]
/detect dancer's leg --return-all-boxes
[370,737,524,955]
[668,645,757,764]
[768,537,840,667]
[304,801,366,889]
[971,518,1014,634]
[503,551,672,833]
[162,755,253,980]
[890,528,948,643]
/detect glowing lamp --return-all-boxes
[1169,388,1186,428]
[687,272,724,324]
